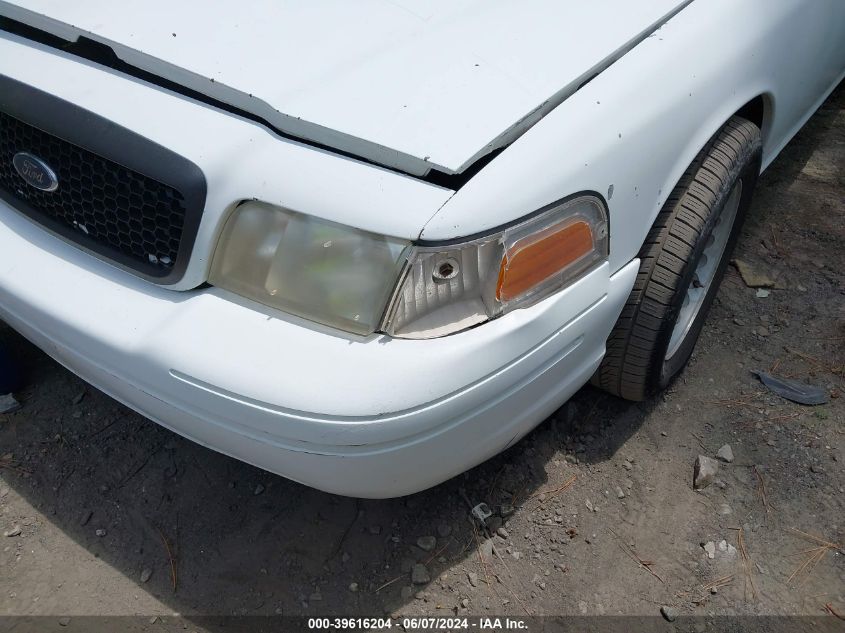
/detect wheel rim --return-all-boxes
[665,181,742,361]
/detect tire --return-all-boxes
[594,116,762,401]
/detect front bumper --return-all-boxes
[0,199,637,497]
[0,31,639,497]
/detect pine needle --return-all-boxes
[754,466,775,513]
[157,527,177,593]
[786,528,841,588]
[729,527,757,600]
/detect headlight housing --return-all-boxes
[210,195,607,339]
[209,201,410,335]
[382,195,608,339]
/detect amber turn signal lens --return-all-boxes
[496,220,594,302]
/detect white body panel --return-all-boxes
[0,0,691,175]
[0,0,843,496]
[422,0,845,274]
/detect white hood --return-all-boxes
[1,0,691,177]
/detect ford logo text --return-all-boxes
[12,151,59,192]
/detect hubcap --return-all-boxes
[665,181,742,361]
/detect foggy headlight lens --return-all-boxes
[209,201,410,335]
[383,196,608,339]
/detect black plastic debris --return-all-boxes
[752,370,829,406]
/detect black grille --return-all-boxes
[0,110,186,274]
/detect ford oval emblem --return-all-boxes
[12,151,59,192]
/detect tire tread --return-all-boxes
[594,117,761,400]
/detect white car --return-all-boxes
[0,1,842,497]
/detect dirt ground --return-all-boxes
[1,84,843,628]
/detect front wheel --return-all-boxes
[594,116,762,401]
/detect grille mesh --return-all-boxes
[0,110,186,273]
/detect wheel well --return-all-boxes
[735,95,771,143]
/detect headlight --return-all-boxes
[382,195,608,339]
[209,201,410,335]
[210,195,607,339]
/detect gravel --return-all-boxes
[411,564,431,585]
[716,444,735,463]
[693,455,720,489]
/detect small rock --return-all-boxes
[498,503,515,518]
[95,528,107,537]
[733,259,775,288]
[622,460,633,471]
[436,524,452,538]
[496,527,509,540]
[4,526,21,537]
[486,515,503,534]
[585,499,595,512]
[460,598,469,609]
[615,486,625,499]
[467,572,479,587]
[253,483,265,495]
[756,288,771,298]
[693,455,719,489]
[72,391,86,405]
[140,568,152,583]
[718,539,728,552]
[348,582,358,592]
[416,536,436,552]
[0,393,21,414]
[727,544,737,557]
[716,503,732,516]
[411,563,430,585]
[480,538,495,561]
[703,541,716,559]
[716,444,734,463]
[660,606,679,622]
[58,617,71,627]
[79,510,93,526]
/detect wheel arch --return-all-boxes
[735,93,775,150]
[635,90,774,263]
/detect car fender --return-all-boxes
[421,0,845,274]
